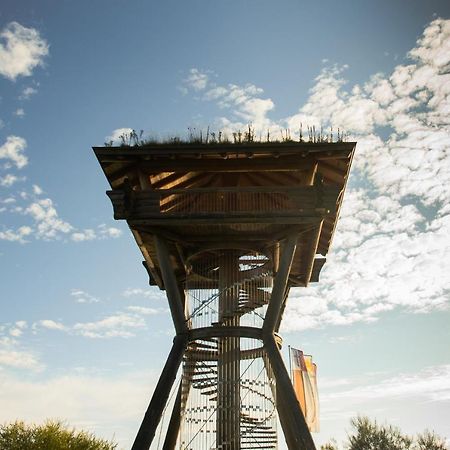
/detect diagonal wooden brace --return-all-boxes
[262,233,316,449]
[264,335,316,450]
[131,335,187,450]
[162,381,182,450]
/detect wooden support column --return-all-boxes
[262,233,316,449]
[262,352,297,450]
[264,335,316,450]
[275,287,290,333]
[162,381,182,450]
[154,235,188,334]
[217,251,241,450]
[263,233,298,335]
[131,335,187,450]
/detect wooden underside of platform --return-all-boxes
[94,141,355,289]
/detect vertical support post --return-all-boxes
[154,235,188,334]
[162,381,182,450]
[131,335,187,450]
[217,251,241,450]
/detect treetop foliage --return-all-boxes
[321,416,448,450]
[0,420,117,450]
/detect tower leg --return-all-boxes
[162,382,182,450]
[264,335,316,450]
[131,335,187,450]
[262,353,297,450]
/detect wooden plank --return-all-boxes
[136,156,322,173]
[94,142,355,159]
[128,215,325,226]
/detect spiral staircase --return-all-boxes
[179,250,278,450]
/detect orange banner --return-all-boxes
[290,347,320,432]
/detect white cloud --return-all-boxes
[105,127,133,145]
[71,225,121,242]
[37,319,66,331]
[98,224,122,239]
[0,136,28,169]
[183,70,274,130]
[0,370,159,448]
[0,173,24,187]
[32,184,43,195]
[0,329,42,371]
[25,198,73,240]
[15,321,27,329]
[71,229,96,242]
[179,19,450,332]
[122,287,166,301]
[276,19,450,331]
[0,349,42,370]
[8,322,27,337]
[184,68,210,91]
[0,225,32,243]
[73,313,146,339]
[322,365,450,406]
[126,306,166,315]
[14,108,25,117]
[70,289,100,304]
[0,22,48,81]
[1,185,122,244]
[316,365,450,446]
[19,86,37,99]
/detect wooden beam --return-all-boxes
[154,236,188,334]
[132,230,164,288]
[137,155,319,173]
[263,233,298,334]
[162,381,182,450]
[128,214,325,226]
[131,335,187,450]
[263,335,316,450]
[275,286,290,333]
[189,325,263,342]
[302,222,323,287]
[94,142,355,159]
[262,352,298,450]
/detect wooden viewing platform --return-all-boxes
[94,141,355,289]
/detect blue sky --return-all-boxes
[1,1,450,448]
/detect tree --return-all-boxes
[416,431,448,450]
[321,439,339,450]
[321,416,448,450]
[347,416,413,450]
[0,421,117,450]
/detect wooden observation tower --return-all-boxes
[94,139,355,450]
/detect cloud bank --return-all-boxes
[182,19,450,331]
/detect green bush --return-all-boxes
[0,421,117,450]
